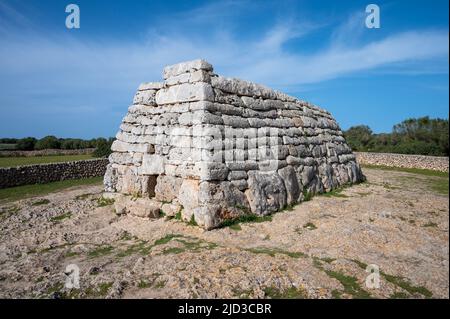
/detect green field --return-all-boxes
[0,154,95,168]
[0,177,103,203]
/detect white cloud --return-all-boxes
[0,2,448,112]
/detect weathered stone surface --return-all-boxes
[104,59,365,229]
[161,202,181,217]
[245,171,287,215]
[278,166,301,205]
[114,195,160,218]
[156,82,215,105]
[133,89,157,106]
[155,175,183,202]
[138,82,163,91]
[178,179,199,213]
[163,59,213,79]
[140,154,165,175]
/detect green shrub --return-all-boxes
[35,136,61,150]
[16,137,37,150]
[93,138,114,158]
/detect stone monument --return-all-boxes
[104,59,365,229]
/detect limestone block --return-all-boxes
[140,154,165,175]
[138,82,163,91]
[155,175,183,202]
[103,164,118,192]
[245,171,287,215]
[163,59,213,79]
[198,182,251,219]
[115,196,160,218]
[300,166,316,186]
[156,82,214,105]
[195,162,229,181]
[278,166,301,205]
[133,90,157,106]
[230,179,248,191]
[111,140,153,154]
[178,179,200,211]
[165,70,211,86]
[227,170,247,181]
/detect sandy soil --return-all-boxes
[0,167,448,299]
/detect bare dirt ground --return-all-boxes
[0,167,448,299]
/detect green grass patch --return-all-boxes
[64,250,80,258]
[97,197,115,207]
[232,287,254,299]
[321,257,336,263]
[85,282,113,298]
[423,222,438,228]
[263,286,307,299]
[0,154,94,168]
[352,259,432,298]
[361,164,449,178]
[389,292,410,299]
[116,234,194,257]
[429,178,449,195]
[303,222,317,230]
[87,245,114,258]
[381,272,432,298]
[331,289,342,299]
[244,247,306,259]
[161,237,218,255]
[154,280,166,289]
[138,280,151,289]
[229,224,242,231]
[153,234,185,246]
[324,269,371,299]
[321,188,348,198]
[0,205,20,219]
[31,199,50,206]
[302,189,313,201]
[0,177,103,204]
[188,215,198,226]
[50,212,72,222]
[75,193,94,200]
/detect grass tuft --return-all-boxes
[97,197,115,207]
[31,199,50,206]
[50,212,72,222]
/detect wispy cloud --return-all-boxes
[0,0,448,137]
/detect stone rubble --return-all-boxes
[104,59,365,229]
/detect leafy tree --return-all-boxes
[93,138,114,158]
[343,125,373,151]
[16,137,37,150]
[34,135,61,150]
[344,117,449,156]
[0,138,18,144]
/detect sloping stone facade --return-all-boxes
[104,59,365,229]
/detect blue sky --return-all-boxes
[0,0,448,138]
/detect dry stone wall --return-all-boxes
[355,152,449,172]
[0,158,108,189]
[104,59,365,229]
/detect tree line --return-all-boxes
[344,117,449,156]
[0,136,114,157]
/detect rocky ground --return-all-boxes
[0,167,448,299]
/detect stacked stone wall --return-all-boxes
[105,59,365,229]
[0,158,108,189]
